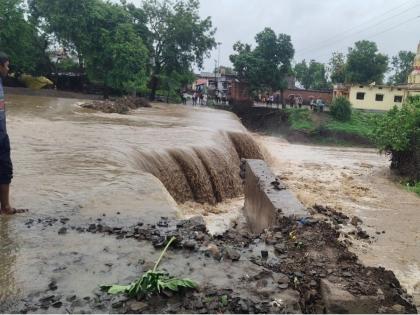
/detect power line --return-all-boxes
[296,0,418,55]
[297,15,420,62]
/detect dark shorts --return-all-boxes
[0,134,13,185]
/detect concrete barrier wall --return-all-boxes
[243,159,308,233]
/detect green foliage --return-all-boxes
[55,58,79,73]
[325,110,381,138]
[388,50,416,85]
[374,96,420,152]
[285,109,315,131]
[30,0,149,94]
[346,40,388,84]
[330,96,352,122]
[142,0,216,99]
[405,181,420,196]
[0,0,51,74]
[230,27,294,94]
[294,59,330,90]
[101,237,197,297]
[328,52,346,84]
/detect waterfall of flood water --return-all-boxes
[134,131,264,204]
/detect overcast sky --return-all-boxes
[131,0,420,73]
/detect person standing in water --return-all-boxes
[0,52,15,215]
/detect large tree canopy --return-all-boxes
[230,27,294,94]
[345,40,388,84]
[388,50,416,85]
[0,0,50,74]
[142,0,216,100]
[328,52,346,84]
[29,0,149,94]
[294,59,329,90]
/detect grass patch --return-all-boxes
[405,181,420,196]
[324,110,382,139]
[285,109,316,131]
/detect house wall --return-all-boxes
[349,85,405,111]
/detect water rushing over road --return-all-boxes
[0,94,250,307]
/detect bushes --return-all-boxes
[374,96,420,181]
[330,96,352,122]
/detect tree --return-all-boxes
[328,52,346,84]
[230,27,294,96]
[0,0,51,74]
[294,60,310,89]
[30,0,149,95]
[374,96,420,181]
[294,59,329,90]
[345,40,388,84]
[141,0,216,100]
[388,50,416,85]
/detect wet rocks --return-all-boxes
[224,247,241,261]
[261,250,269,259]
[57,227,67,235]
[320,279,382,314]
[60,217,70,224]
[126,301,147,313]
[271,289,301,313]
[274,243,286,254]
[48,280,58,291]
[183,240,197,250]
[206,243,221,260]
[87,224,97,232]
[356,227,370,239]
[350,216,363,226]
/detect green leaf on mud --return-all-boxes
[102,284,132,295]
[220,295,228,306]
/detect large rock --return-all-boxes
[270,289,302,314]
[320,279,383,313]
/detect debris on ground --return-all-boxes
[81,96,151,114]
[9,210,417,314]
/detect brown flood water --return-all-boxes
[0,94,251,308]
[1,94,419,309]
[259,135,420,306]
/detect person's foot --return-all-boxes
[0,207,28,215]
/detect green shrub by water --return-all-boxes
[405,181,420,196]
[330,96,352,122]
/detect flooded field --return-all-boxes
[259,135,420,306]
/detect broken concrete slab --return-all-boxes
[243,159,308,233]
[320,279,383,314]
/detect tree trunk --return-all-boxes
[280,89,285,109]
[150,75,158,101]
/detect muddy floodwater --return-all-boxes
[259,135,420,307]
[0,94,250,310]
[1,94,419,311]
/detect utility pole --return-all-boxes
[216,42,222,99]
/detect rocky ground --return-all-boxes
[5,206,417,314]
[81,96,151,114]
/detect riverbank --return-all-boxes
[258,135,420,308]
[232,106,379,147]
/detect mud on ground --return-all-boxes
[3,208,416,314]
